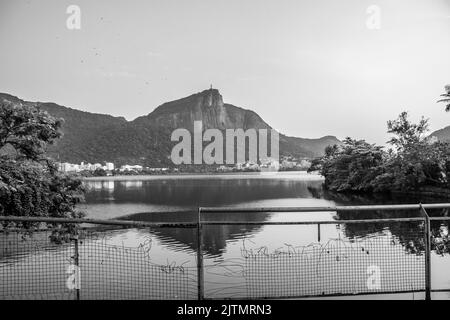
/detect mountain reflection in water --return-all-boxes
[81,173,450,257]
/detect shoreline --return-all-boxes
[81,171,325,181]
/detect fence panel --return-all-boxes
[0,230,75,300]
[201,221,426,299]
[0,226,198,300]
[76,228,198,300]
[0,205,450,300]
[429,217,450,296]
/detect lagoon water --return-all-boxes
[2,171,450,299]
[78,172,450,299]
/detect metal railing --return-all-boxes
[0,203,450,300]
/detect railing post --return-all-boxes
[73,235,81,301]
[317,223,321,242]
[420,204,432,300]
[197,208,204,300]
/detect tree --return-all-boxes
[386,111,429,151]
[437,85,450,112]
[0,100,63,160]
[93,167,107,176]
[0,100,84,235]
[312,111,450,193]
[383,112,450,191]
[310,138,386,192]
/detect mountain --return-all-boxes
[0,89,340,166]
[430,126,450,142]
[133,89,270,131]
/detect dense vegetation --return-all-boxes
[438,84,450,112]
[0,100,84,232]
[309,111,450,194]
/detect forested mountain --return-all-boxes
[0,89,341,166]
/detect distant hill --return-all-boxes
[0,89,341,166]
[430,125,450,142]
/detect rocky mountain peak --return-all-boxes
[194,88,224,108]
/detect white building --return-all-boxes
[93,163,103,170]
[60,162,80,172]
[58,161,116,173]
[119,165,143,172]
[105,162,115,171]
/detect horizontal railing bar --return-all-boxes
[430,288,450,293]
[201,217,425,225]
[205,289,427,300]
[0,216,425,228]
[430,217,450,221]
[0,203,445,228]
[0,216,197,228]
[200,203,450,213]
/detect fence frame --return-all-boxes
[2,202,450,300]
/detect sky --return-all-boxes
[0,0,449,145]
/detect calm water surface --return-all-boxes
[2,172,450,299]
[79,172,450,298]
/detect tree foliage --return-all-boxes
[309,112,450,193]
[93,167,107,176]
[0,100,84,229]
[437,84,450,112]
[309,138,386,192]
[0,100,63,160]
[386,111,428,150]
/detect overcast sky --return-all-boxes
[0,0,449,144]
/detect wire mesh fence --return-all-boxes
[0,226,198,300]
[201,221,426,299]
[429,217,450,293]
[0,230,75,300]
[243,223,425,298]
[0,204,449,300]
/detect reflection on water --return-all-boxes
[82,172,450,297]
[82,173,329,256]
[80,173,450,257]
[2,172,450,299]
[84,173,325,208]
